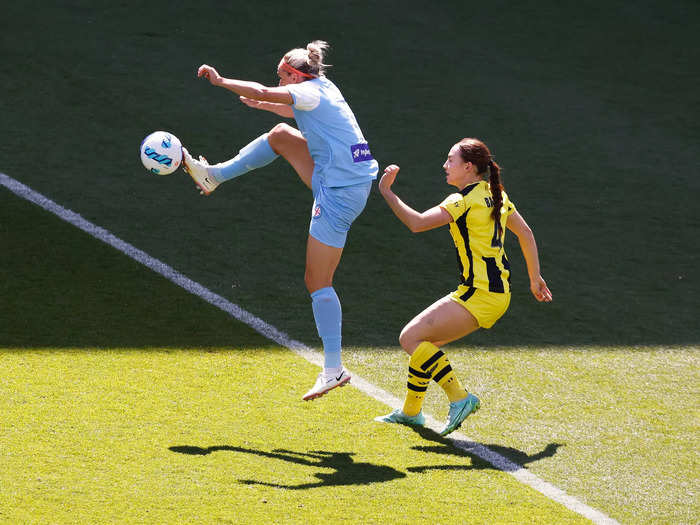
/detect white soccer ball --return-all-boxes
[139,131,182,175]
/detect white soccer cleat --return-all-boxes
[302,369,351,401]
[181,147,220,196]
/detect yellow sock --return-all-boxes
[402,344,433,416]
[402,342,467,414]
[433,354,468,403]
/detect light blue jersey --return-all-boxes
[287,77,378,187]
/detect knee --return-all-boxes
[268,123,293,149]
[305,267,327,294]
[398,327,416,354]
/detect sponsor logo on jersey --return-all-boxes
[313,205,322,218]
[351,143,373,162]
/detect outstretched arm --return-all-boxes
[505,211,553,302]
[379,164,452,233]
[197,64,293,104]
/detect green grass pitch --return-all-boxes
[1,181,698,524]
[2,348,594,524]
[1,0,699,523]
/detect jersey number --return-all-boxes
[491,220,503,248]
[484,197,502,247]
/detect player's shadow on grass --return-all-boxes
[406,426,563,473]
[169,446,406,489]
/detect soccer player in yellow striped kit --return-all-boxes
[376,138,552,436]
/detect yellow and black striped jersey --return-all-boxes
[440,181,516,293]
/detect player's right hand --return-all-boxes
[379,164,400,193]
[197,64,222,86]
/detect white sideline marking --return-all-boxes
[1,172,619,525]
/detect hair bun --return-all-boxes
[306,40,329,67]
[284,41,330,77]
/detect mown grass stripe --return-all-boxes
[0,172,619,525]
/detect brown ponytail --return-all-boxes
[488,158,504,237]
[458,138,505,237]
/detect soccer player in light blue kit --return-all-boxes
[182,41,378,400]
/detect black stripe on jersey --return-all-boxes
[483,256,505,293]
[460,183,480,196]
[453,184,478,283]
[407,382,428,392]
[408,366,432,379]
[455,209,474,287]
[502,254,511,285]
[432,364,452,383]
[455,247,465,284]
[420,350,445,372]
[459,286,477,302]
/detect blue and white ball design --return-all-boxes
[139,131,182,175]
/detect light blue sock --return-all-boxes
[209,133,279,182]
[310,286,342,370]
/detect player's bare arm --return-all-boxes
[506,211,552,302]
[197,64,293,104]
[379,164,452,233]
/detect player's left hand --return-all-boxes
[530,275,552,302]
[239,96,263,109]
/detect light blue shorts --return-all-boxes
[309,178,372,248]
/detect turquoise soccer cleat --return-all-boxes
[374,409,425,426]
[439,393,480,436]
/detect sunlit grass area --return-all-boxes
[344,345,700,525]
[1,348,591,524]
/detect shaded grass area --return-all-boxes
[1,0,698,348]
[0,349,590,525]
[0,190,270,349]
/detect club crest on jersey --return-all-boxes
[351,143,373,163]
[312,205,322,219]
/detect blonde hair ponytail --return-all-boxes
[283,40,330,77]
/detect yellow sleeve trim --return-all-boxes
[439,193,465,221]
[503,191,516,217]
